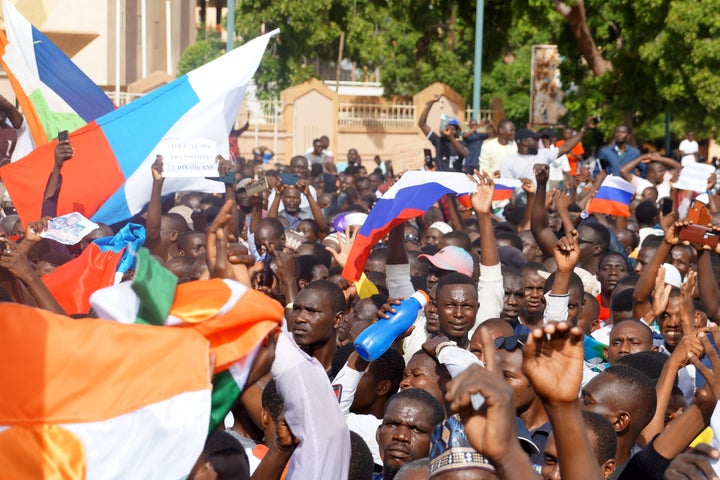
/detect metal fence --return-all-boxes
[338,102,416,128]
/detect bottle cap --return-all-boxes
[412,290,430,308]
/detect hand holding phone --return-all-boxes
[58,130,69,143]
[678,224,719,249]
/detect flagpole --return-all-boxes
[165,0,172,75]
[115,0,121,105]
[141,0,147,78]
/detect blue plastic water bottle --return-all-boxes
[354,290,430,361]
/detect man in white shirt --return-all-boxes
[478,119,517,176]
[501,119,594,186]
[679,132,699,167]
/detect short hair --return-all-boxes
[583,223,610,252]
[521,262,547,276]
[368,348,406,396]
[304,279,346,314]
[640,234,663,250]
[611,288,635,313]
[494,231,523,251]
[582,411,617,465]
[603,365,657,431]
[615,351,671,386]
[261,379,284,420]
[299,241,332,268]
[395,458,430,478]
[498,119,514,131]
[162,212,190,233]
[543,271,584,297]
[348,431,374,480]
[441,230,472,252]
[635,201,659,226]
[501,265,522,280]
[256,217,284,238]
[384,388,444,428]
[436,272,476,295]
[203,430,249,479]
[298,255,326,283]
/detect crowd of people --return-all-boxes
[4,89,720,480]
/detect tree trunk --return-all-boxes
[554,0,613,76]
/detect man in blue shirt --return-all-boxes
[462,118,490,173]
[597,125,643,177]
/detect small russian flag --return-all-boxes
[587,175,635,217]
[492,178,523,201]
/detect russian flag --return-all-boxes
[342,171,477,281]
[587,175,635,217]
[0,0,115,158]
[493,178,522,201]
[0,30,277,226]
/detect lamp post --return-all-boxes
[472,0,484,120]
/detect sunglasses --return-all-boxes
[405,234,420,244]
[494,336,524,351]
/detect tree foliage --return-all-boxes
[228,0,720,140]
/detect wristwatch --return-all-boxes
[435,341,458,357]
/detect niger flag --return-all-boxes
[90,248,284,430]
[0,303,212,479]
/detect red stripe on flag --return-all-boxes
[587,197,631,217]
[0,121,125,225]
[42,243,124,315]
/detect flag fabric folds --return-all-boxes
[342,171,477,281]
[0,0,115,158]
[492,178,523,201]
[0,29,277,226]
[586,175,635,217]
[42,223,145,315]
[0,303,212,479]
[90,248,284,429]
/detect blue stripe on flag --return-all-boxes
[31,26,115,122]
[91,189,133,225]
[98,76,200,178]
[359,182,457,236]
[593,186,634,205]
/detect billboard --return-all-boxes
[530,45,566,127]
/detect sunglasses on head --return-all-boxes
[494,336,524,351]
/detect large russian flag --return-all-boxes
[0,0,115,158]
[0,303,212,478]
[342,171,477,281]
[587,175,635,217]
[0,29,277,226]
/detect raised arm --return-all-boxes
[557,117,594,158]
[697,248,720,324]
[470,170,499,267]
[632,221,677,319]
[42,140,74,219]
[445,128,469,157]
[145,155,168,261]
[418,94,440,136]
[299,178,328,233]
[530,164,559,257]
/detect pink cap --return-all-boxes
[418,246,474,277]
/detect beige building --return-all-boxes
[0,0,197,101]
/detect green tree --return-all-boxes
[177,28,224,75]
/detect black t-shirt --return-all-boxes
[428,131,465,172]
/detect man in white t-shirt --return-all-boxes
[500,119,594,186]
[478,119,517,176]
[679,132,699,167]
[619,152,679,199]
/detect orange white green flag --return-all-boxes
[90,247,284,430]
[0,303,212,478]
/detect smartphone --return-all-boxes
[322,172,336,194]
[678,224,718,248]
[660,197,673,216]
[280,172,299,186]
[58,130,69,143]
[591,116,601,126]
[245,178,269,196]
[424,148,434,169]
[687,200,712,226]
[261,252,274,287]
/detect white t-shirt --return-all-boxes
[478,137,518,174]
[679,139,698,167]
[549,154,571,181]
[630,172,672,199]
[267,184,317,213]
[500,146,559,184]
